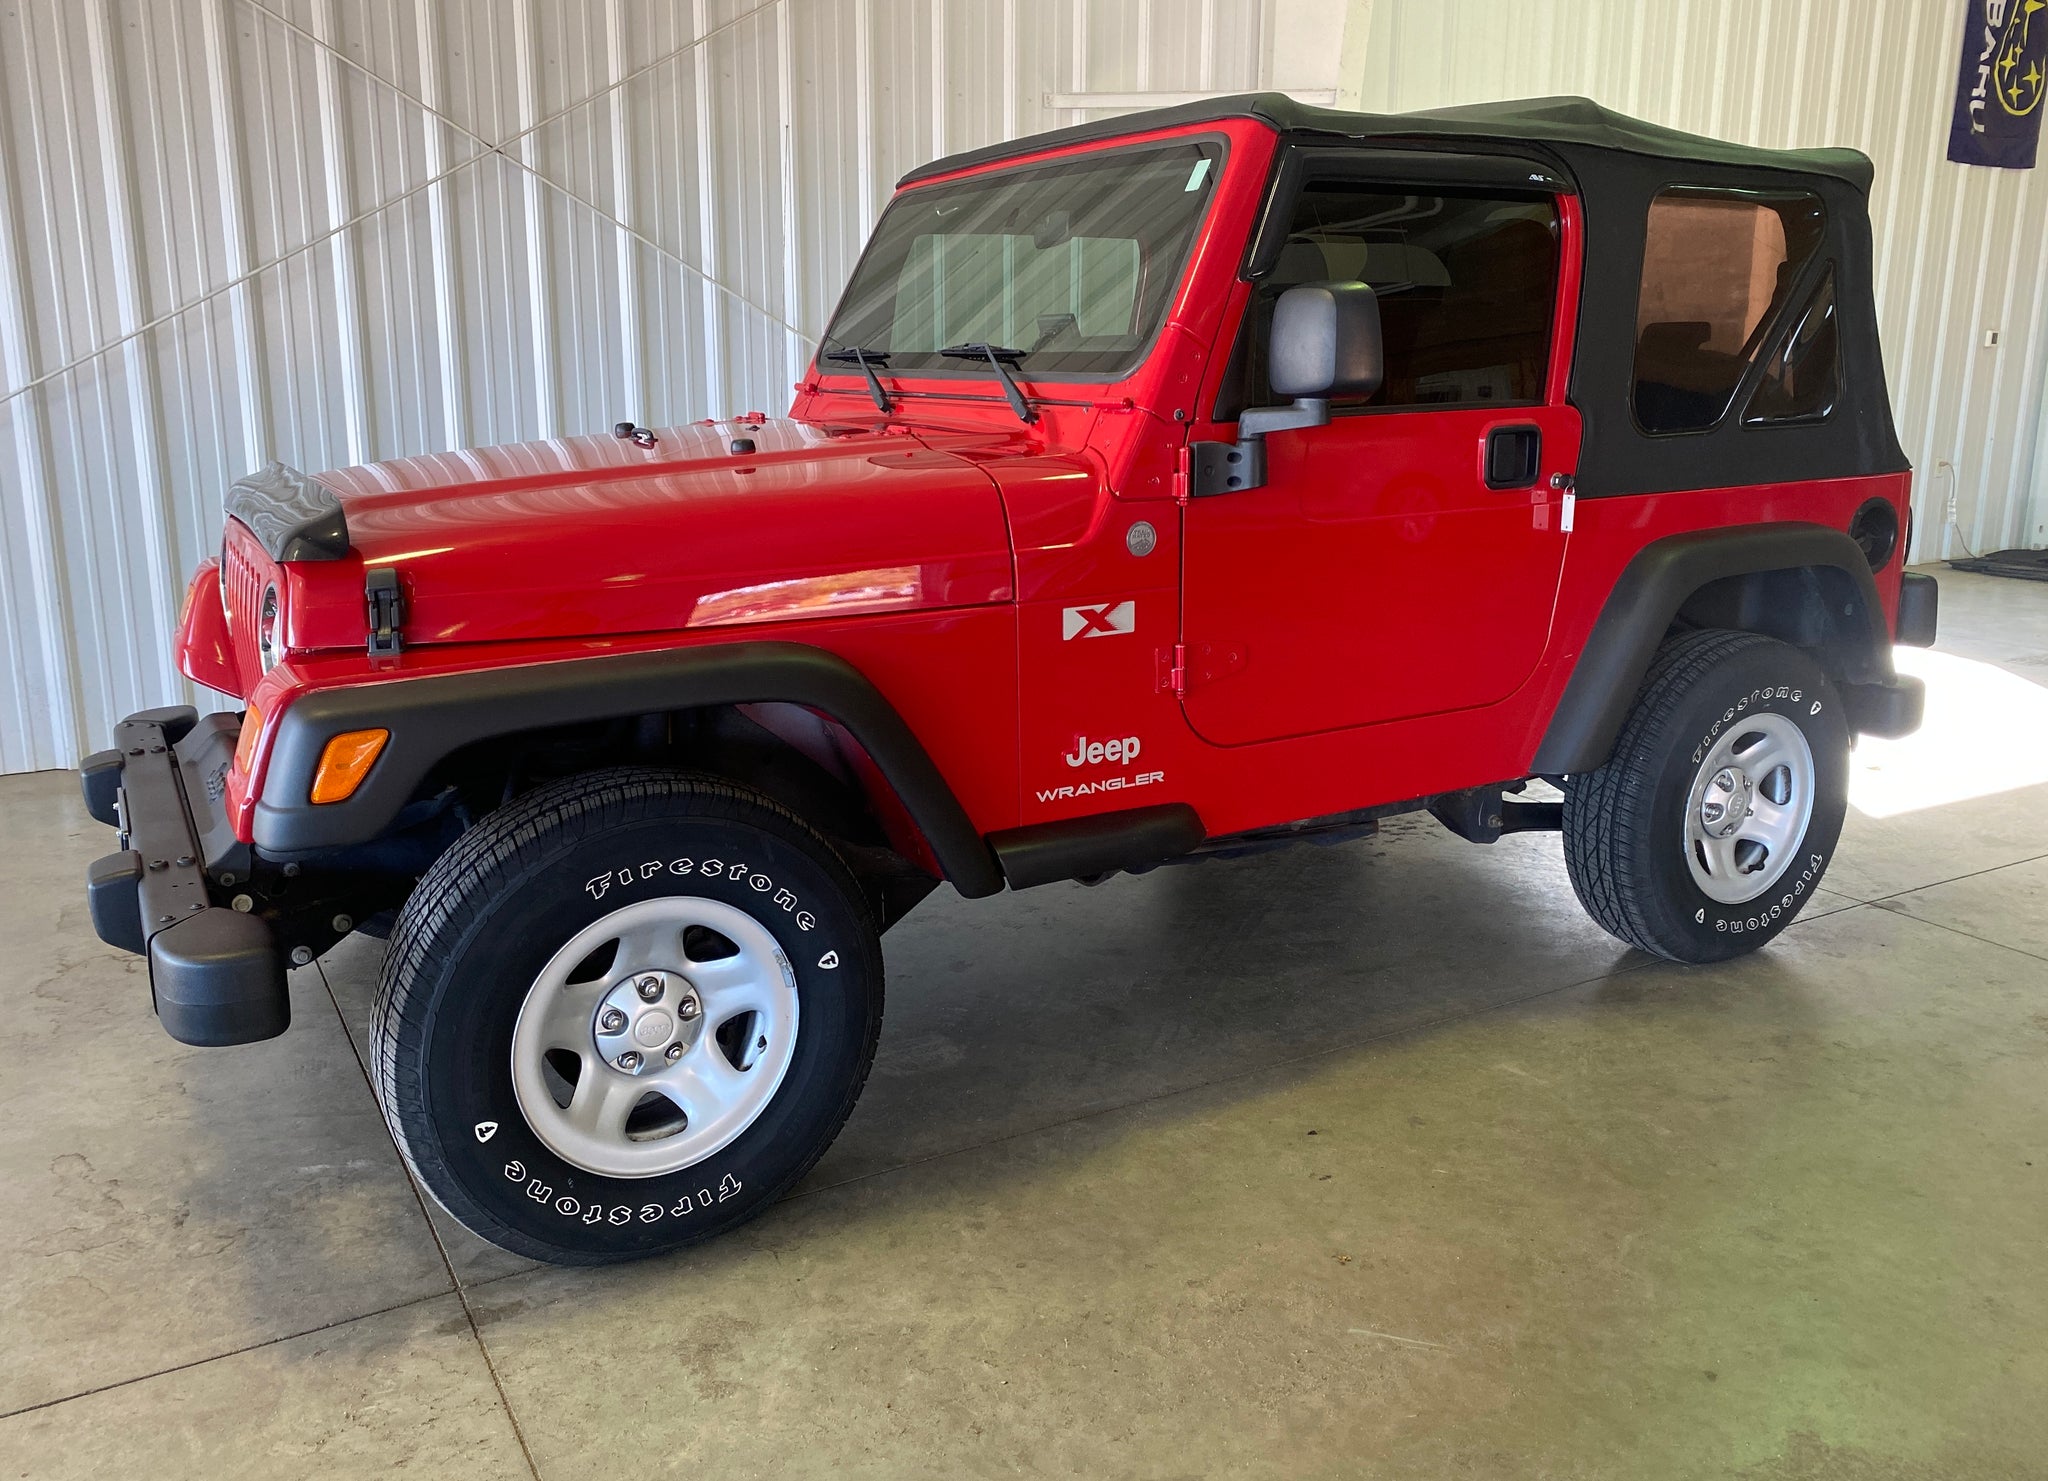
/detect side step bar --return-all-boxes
[988,804,1205,890]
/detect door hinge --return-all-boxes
[366,566,404,657]
[1172,446,1191,505]
[1158,640,1245,697]
[1158,643,1188,696]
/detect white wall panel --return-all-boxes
[1353,0,2048,570]
[10,0,2035,781]
[0,0,1291,773]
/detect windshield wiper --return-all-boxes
[939,343,1038,424]
[821,346,893,414]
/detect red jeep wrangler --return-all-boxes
[81,95,1936,1263]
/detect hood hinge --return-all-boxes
[366,567,404,656]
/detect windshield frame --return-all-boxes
[816,131,1233,387]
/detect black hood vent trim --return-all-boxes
[225,462,350,563]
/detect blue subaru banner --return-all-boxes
[1949,0,2045,168]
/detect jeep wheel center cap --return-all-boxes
[592,971,700,1075]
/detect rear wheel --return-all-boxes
[370,769,882,1264]
[1562,630,1849,963]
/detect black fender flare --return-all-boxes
[1531,522,1895,776]
[254,641,1005,898]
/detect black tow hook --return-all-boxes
[613,421,658,448]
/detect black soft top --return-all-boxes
[901,92,1874,191]
[901,94,1906,498]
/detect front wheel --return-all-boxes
[370,770,883,1264]
[1562,629,1849,963]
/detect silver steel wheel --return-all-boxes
[510,896,799,1179]
[1682,712,1815,905]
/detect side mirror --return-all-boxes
[1269,280,1384,401]
[1190,282,1383,498]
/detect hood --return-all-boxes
[306,418,1017,647]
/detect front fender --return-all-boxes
[253,641,1004,897]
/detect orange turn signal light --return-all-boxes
[233,701,265,774]
[310,728,389,804]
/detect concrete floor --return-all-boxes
[3,567,2046,1480]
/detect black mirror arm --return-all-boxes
[1238,396,1329,441]
[1187,397,1330,498]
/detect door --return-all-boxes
[1180,173,1581,747]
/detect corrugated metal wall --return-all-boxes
[0,0,1288,775]
[1351,0,2048,572]
[8,0,2039,778]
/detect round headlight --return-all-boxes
[258,584,281,674]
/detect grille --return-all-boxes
[219,519,276,691]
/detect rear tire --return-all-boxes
[370,769,883,1264]
[1562,630,1849,963]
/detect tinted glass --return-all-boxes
[1633,189,1826,433]
[1226,185,1559,414]
[1744,267,1838,424]
[820,140,1223,377]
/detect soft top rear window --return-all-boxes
[820,139,1224,379]
[1632,187,1826,435]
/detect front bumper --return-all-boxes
[79,707,289,1046]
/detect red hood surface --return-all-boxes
[305,418,1018,647]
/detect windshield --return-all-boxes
[820,138,1225,379]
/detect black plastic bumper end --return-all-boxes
[80,750,124,827]
[1897,571,1938,647]
[148,909,290,1046]
[1844,673,1926,739]
[88,851,146,955]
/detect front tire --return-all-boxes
[370,769,883,1264]
[1562,630,1849,963]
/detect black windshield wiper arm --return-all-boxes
[939,343,1038,424]
[821,346,893,414]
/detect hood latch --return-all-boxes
[366,567,404,657]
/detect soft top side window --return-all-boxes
[1632,188,1826,435]
[1743,267,1839,425]
[1218,183,1560,418]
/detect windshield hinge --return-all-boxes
[366,567,404,657]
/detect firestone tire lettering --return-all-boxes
[1563,631,1849,964]
[372,770,885,1265]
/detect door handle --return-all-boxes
[1484,425,1541,490]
